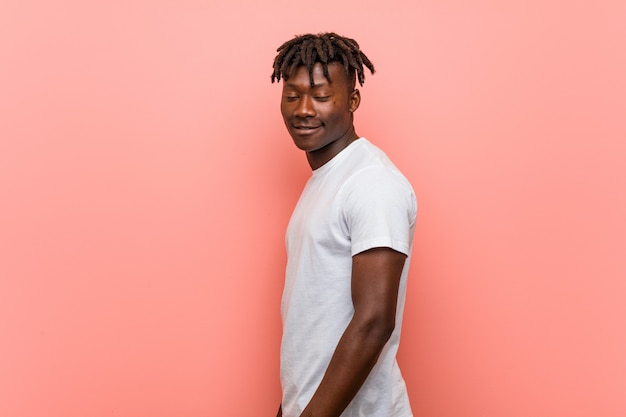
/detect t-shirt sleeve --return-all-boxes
[342,166,417,257]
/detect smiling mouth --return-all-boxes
[293,125,321,132]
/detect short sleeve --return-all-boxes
[341,166,417,257]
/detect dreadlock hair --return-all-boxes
[271,32,375,89]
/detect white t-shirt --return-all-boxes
[281,138,417,417]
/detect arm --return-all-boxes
[299,247,406,417]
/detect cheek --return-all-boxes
[280,102,290,119]
[326,103,352,125]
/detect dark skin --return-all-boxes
[280,63,361,170]
[277,63,407,417]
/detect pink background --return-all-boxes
[1,1,625,416]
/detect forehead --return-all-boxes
[284,62,349,89]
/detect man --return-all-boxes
[271,32,417,417]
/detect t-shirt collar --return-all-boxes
[311,137,367,177]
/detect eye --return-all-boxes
[314,96,330,101]
[284,95,298,102]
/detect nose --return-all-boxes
[294,96,315,117]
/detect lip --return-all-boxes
[291,125,322,135]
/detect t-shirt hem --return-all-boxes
[351,238,410,257]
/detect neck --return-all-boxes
[306,128,360,170]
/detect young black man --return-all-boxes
[272,32,417,417]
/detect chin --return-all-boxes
[290,136,319,152]
[292,140,316,152]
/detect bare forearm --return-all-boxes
[299,318,393,417]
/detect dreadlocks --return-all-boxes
[271,32,375,88]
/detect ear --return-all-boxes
[349,88,361,112]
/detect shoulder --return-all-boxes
[342,145,415,201]
[342,165,416,213]
[336,139,416,211]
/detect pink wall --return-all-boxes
[1,1,625,416]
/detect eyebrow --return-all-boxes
[285,81,330,88]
